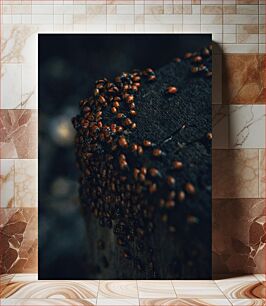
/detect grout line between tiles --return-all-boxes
[213,277,231,302]
[171,280,179,298]
[96,279,100,305]
[136,279,140,306]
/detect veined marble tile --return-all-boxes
[14,159,37,207]
[259,149,266,198]
[172,280,225,298]
[213,149,259,198]
[222,43,258,53]
[223,54,264,104]
[21,62,36,109]
[1,64,22,109]
[139,298,232,305]
[254,274,266,283]
[0,274,14,295]
[213,199,266,275]
[0,110,37,159]
[215,276,265,299]
[98,281,138,299]
[1,26,33,63]
[0,299,96,305]
[137,281,176,298]
[229,105,265,149]
[0,208,38,274]
[1,281,99,299]
[96,299,139,305]
[229,299,266,305]
[11,274,38,282]
[0,159,15,208]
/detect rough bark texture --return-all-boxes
[73,48,212,279]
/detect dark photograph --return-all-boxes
[39,34,212,280]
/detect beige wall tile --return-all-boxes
[201,15,223,24]
[32,14,54,24]
[223,54,264,104]
[135,4,144,15]
[183,14,200,24]
[12,5,31,15]
[213,149,259,198]
[1,64,22,109]
[145,5,163,15]
[223,33,236,43]
[32,5,53,15]
[0,110,37,159]
[145,14,182,24]
[237,4,259,14]
[107,5,116,15]
[237,33,259,43]
[259,4,265,14]
[164,5,174,15]
[15,159,37,208]
[182,5,192,14]
[223,24,236,33]
[144,24,174,32]
[192,5,200,14]
[173,5,182,14]
[201,5,223,14]
[107,14,134,24]
[237,24,259,33]
[73,14,87,24]
[73,5,86,14]
[0,159,15,208]
[183,24,201,32]
[223,14,258,24]
[201,24,222,33]
[259,149,265,198]
[259,44,266,54]
[117,5,134,15]
[135,15,144,24]
[223,5,236,14]
[222,43,258,53]
[3,4,12,14]
[87,5,107,15]
[116,24,135,32]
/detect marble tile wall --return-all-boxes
[0,0,265,277]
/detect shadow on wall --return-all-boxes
[212,41,266,278]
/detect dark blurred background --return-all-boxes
[38,34,211,280]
